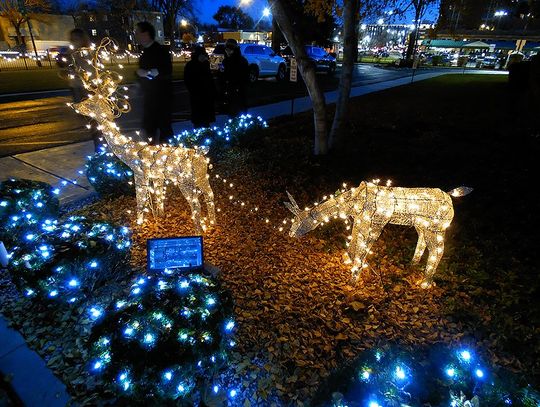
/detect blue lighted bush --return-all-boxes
[86,152,135,198]
[1,178,131,303]
[88,272,236,403]
[0,178,60,247]
[170,114,269,153]
[312,344,539,407]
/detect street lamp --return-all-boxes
[494,10,508,30]
[181,19,188,27]
[253,6,271,43]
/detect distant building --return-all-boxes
[434,0,540,53]
[0,14,74,51]
[438,0,540,32]
[220,29,271,45]
[359,23,435,50]
[74,10,165,50]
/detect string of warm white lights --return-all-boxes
[69,38,216,233]
[286,180,472,288]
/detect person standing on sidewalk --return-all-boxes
[135,22,173,145]
[184,46,216,129]
[222,39,249,118]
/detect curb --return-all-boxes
[0,317,70,406]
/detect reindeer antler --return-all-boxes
[70,37,130,118]
[284,191,301,216]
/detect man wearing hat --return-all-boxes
[222,39,249,117]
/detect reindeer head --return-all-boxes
[71,95,115,122]
[69,38,130,122]
[284,192,319,238]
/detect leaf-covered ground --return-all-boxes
[1,74,539,405]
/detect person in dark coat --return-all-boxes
[135,21,173,145]
[222,39,249,117]
[184,46,216,129]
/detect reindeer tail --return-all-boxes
[447,186,474,198]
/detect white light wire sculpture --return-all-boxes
[286,181,472,287]
[69,38,215,233]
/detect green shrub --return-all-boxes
[170,114,269,159]
[88,272,236,404]
[0,178,60,247]
[312,344,539,407]
[86,152,135,198]
[1,178,131,303]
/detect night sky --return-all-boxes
[59,0,440,25]
[196,0,441,24]
[197,0,269,24]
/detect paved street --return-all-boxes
[0,64,439,157]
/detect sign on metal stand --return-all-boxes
[290,57,298,82]
[289,57,298,115]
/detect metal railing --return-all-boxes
[0,50,190,72]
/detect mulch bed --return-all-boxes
[1,74,539,405]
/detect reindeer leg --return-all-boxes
[134,173,148,225]
[345,218,362,265]
[152,178,166,217]
[420,230,445,288]
[180,185,203,234]
[200,175,216,227]
[350,218,386,281]
[412,226,427,264]
[189,193,204,234]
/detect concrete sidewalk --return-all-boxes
[0,70,506,206]
[0,317,70,406]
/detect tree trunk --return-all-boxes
[272,0,328,155]
[13,23,24,48]
[271,17,282,53]
[405,6,423,61]
[329,0,360,149]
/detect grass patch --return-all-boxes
[0,62,186,94]
[359,56,400,64]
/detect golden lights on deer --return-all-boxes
[69,38,216,233]
[286,181,472,288]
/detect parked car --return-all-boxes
[478,55,498,69]
[239,43,287,82]
[210,43,287,83]
[280,45,337,74]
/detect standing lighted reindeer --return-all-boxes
[69,38,215,233]
[285,181,472,287]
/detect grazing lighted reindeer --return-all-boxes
[69,38,215,233]
[285,182,472,287]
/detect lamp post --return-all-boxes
[180,19,198,43]
[494,10,508,30]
